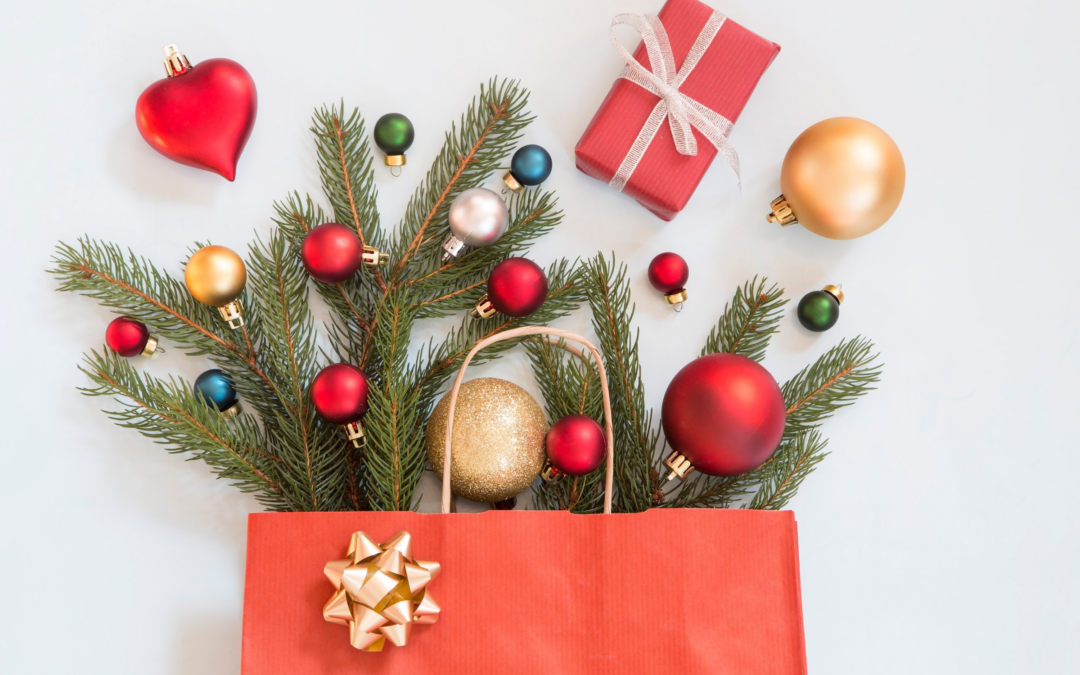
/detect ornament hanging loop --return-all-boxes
[673,303,684,313]
[389,166,402,178]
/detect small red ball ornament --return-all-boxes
[311,363,370,448]
[105,316,159,358]
[661,353,786,479]
[648,252,689,307]
[135,45,257,181]
[301,223,363,283]
[472,257,548,319]
[542,414,607,482]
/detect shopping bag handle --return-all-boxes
[442,326,615,514]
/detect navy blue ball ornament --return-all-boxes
[503,144,552,193]
[194,369,242,419]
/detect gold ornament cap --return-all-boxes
[140,334,160,358]
[502,171,524,194]
[540,460,564,484]
[664,289,688,305]
[664,450,694,481]
[384,154,406,167]
[221,401,243,421]
[766,194,798,226]
[344,421,366,449]
[822,284,844,305]
[361,245,389,268]
[163,44,192,77]
[471,294,496,320]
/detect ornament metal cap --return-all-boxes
[664,289,688,306]
[471,294,497,320]
[217,299,245,329]
[140,334,161,358]
[766,194,798,227]
[162,44,192,78]
[502,171,524,194]
[221,401,243,421]
[664,450,694,481]
[344,421,366,449]
[384,154,406,167]
[361,245,389,268]
[540,460,564,484]
[441,235,465,262]
[822,284,844,305]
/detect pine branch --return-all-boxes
[580,254,662,513]
[782,336,882,438]
[744,430,829,510]
[526,338,606,513]
[702,276,787,362]
[78,350,293,511]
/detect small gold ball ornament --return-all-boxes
[425,377,548,503]
[768,117,905,240]
[185,245,248,328]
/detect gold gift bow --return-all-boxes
[322,530,441,651]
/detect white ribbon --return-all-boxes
[608,12,740,192]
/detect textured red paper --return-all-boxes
[241,509,807,674]
[575,0,780,220]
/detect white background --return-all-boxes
[1,0,1077,672]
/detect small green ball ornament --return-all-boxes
[797,285,844,332]
[373,113,415,172]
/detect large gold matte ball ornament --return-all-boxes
[767,117,905,240]
[425,378,548,503]
[184,245,247,306]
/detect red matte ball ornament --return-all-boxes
[105,316,159,358]
[648,252,690,307]
[135,45,257,181]
[661,353,786,479]
[542,414,607,482]
[311,363,370,448]
[471,257,548,319]
[301,223,363,283]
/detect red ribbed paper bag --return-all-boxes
[241,509,807,674]
[575,0,780,220]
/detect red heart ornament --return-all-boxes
[135,46,257,181]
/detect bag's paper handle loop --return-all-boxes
[441,326,615,515]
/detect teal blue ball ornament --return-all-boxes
[503,144,552,193]
[194,369,242,418]
[796,285,844,332]
[373,113,415,174]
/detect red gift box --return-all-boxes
[575,0,780,220]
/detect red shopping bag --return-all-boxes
[241,327,808,674]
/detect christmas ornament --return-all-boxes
[471,257,548,319]
[299,223,387,283]
[767,117,905,240]
[194,369,242,419]
[797,285,844,332]
[441,188,509,261]
[662,353,785,479]
[373,113,415,176]
[502,144,552,193]
[541,414,607,483]
[105,316,161,358]
[185,245,247,328]
[424,377,547,503]
[648,252,689,307]
[323,530,441,652]
[312,363,370,448]
[135,45,257,181]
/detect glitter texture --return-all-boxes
[425,378,548,503]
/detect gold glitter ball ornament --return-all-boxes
[425,378,548,503]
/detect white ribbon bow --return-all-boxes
[608,12,740,192]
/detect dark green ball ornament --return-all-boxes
[796,285,844,332]
[373,113,415,174]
